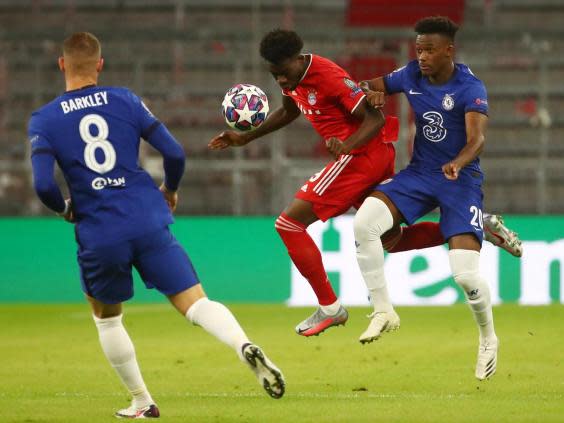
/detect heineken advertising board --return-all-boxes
[0,217,562,305]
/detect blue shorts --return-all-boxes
[77,227,199,304]
[377,165,485,243]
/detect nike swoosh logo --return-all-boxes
[408,89,423,95]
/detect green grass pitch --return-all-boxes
[1,304,562,422]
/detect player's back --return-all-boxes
[29,86,172,248]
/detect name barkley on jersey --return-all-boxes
[60,91,109,114]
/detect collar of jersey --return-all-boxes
[65,84,97,94]
[297,54,313,85]
[421,64,459,89]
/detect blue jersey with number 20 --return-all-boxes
[384,60,488,180]
[28,86,173,248]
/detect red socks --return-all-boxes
[385,222,445,253]
[275,213,337,305]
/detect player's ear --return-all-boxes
[446,43,455,58]
[96,57,104,73]
[58,57,65,72]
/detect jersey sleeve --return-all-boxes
[383,65,409,95]
[127,90,161,139]
[28,113,55,157]
[463,81,489,116]
[28,113,66,213]
[330,72,366,114]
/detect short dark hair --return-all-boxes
[414,16,459,41]
[259,29,303,65]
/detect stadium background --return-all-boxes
[1,2,563,422]
[0,0,562,306]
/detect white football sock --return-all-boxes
[353,197,395,313]
[320,299,341,316]
[93,314,154,409]
[449,249,496,341]
[186,297,250,361]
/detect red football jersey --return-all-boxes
[282,54,397,154]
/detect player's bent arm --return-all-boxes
[31,152,66,213]
[443,112,487,179]
[458,111,487,166]
[341,99,386,153]
[244,95,302,143]
[145,123,185,191]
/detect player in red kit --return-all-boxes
[209,29,450,337]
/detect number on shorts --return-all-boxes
[79,114,116,174]
[470,205,483,229]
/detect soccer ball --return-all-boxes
[221,84,269,131]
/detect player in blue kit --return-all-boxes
[354,17,499,380]
[29,32,285,418]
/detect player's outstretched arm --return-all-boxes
[442,112,487,180]
[208,95,301,150]
[326,99,385,158]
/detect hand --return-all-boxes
[160,183,178,212]
[359,80,371,93]
[365,90,386,109]
[325,137,347,160]
[58,198,75,223]
[442,161,461,180]
[208,130,250,150]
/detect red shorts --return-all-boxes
[295,140,396,221]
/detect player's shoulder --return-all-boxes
[30,94,65,119]
[455,63,485,87]
[310,54,348,78]
[387,60,420,81]
[104,86,140,101]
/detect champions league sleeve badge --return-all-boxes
[442,93,455,111]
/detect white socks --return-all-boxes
[93,314,154,409]
[320,300,341,316]
[186,297,250,361]
[449,249,496,341]
[354,197,395,313]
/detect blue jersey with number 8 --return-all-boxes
[28,86,174,248]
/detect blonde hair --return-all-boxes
[62,32,101,75]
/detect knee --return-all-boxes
[354,197,393,242]
[448,249,483,294]
[275,213,305,236]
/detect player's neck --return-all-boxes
[428,62,455,85]
[65,75,98,92]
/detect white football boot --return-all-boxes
[242,343,285,399]
[484,214,523,257]
[359,310,400,344]
[115,403,160,419]
[475,337,499,380]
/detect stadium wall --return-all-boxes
[1,217,562,305]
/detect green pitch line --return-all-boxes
[0,304,562,423]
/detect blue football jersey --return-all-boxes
[384,60,488,179]
[28,86,173,248]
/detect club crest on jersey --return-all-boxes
[442,94,455,111]
[308,91,317,105]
